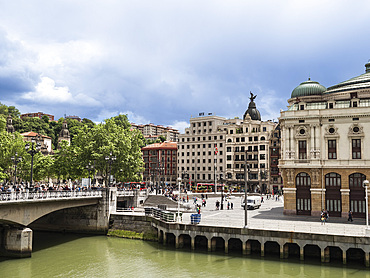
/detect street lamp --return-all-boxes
[105,152,116,187]
[177,176,181,222]
[220,173,224,210]
[25,139,41,188]
[363,179,370,235]
[11,152,22,186]
[244,151,249,228]
[86,162,95,188]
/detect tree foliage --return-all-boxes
[0,103,143,185]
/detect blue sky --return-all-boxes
[0,1,369,132]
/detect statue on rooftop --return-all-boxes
[250,91,257,102]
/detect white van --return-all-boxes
[241,196,261,210]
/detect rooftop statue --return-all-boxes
[250,91,257,102]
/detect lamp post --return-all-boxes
[25,139,41,188]
[177,176,181,222]
[244,152,249,228]
[363,179,370,235]
[220,173,224,210]
[86,162,95,188]
[11,152,22,186]
[105,152,116,187]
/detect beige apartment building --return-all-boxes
[177,114,226,188]
[279,62,370,218]
[131,123,179,142]
[178,95,278,193]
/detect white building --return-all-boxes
[279,62,370,218]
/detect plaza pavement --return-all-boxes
[178,195,367,237]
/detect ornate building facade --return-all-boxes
[279,62,370,218]
[177,94,278,193]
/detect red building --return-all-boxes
[142,141,177,187]
[21,112,55,121]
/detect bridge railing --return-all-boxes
[0,190,103,202]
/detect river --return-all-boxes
[0,232,369,278]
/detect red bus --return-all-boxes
[123,182,146,190]
[191,183,228,193]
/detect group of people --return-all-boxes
[320,209,329,225]
[0,183,103,194]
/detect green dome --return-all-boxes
[291,78,326,98]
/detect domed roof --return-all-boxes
[243,92,261,121]
[291,78,327,98]
[325,62,370,94]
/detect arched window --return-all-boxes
[349,173,366,218]
[227,138,232,143]
[296,172,311,215]
[349,173,366,188]
[325,173,341,187]
[325,173,341,217]
[296,172,311,187]
[260,136,265,141]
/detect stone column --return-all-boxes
[246,241,251,255]
[224,239,229,254]
[211,238,217,252]
[260,242,265,257]
[279,244,288,259]
[300,247,304,261]
[321,247,330,263]
[163,232,167,246]
[341,189,350,218]
[3,227,32,258]
[343,249,347,265]
[242,241,247,255]
[175,235,180,249]
[207,238,212,252]
[283,244,289,259]
[191,237,195,250]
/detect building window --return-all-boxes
[298,140,307,159]
[230,130,234,134]
[227,147,232,152]
[328,140,337,159]
[260,145,265,151]
[352,139,361,159]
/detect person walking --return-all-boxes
[348,211,353,222]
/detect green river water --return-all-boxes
[0,232,369,278]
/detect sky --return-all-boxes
[0,1,370,133]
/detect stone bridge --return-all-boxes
[0,188,149,258]
[0,189,114,258]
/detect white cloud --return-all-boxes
[22,76,101,107]
[171,121,189,134]
[1,1,370,124]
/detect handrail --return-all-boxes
[0,190,103,202]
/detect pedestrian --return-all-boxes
[348,211,353,222]
[227,201,230,210]
[216,200,220,210]
[320,210,326,225]
[231,202,233,210]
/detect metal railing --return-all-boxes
[0,190,103,202]
[145,207,181,222]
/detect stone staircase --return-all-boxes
[143,195,182,209]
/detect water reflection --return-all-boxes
[0,232,369,278]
